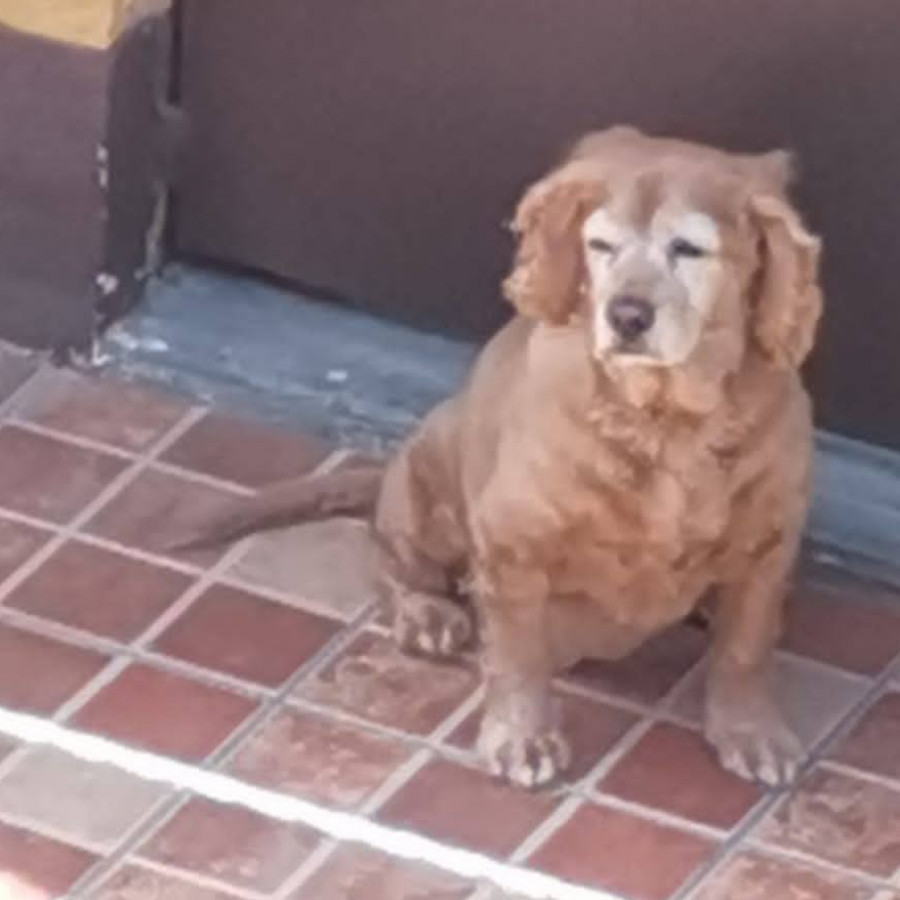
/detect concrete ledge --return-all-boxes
[100,263,900,589]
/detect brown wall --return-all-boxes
[0,4,171,352]
[0,25,108,350]
[175,0,900,451]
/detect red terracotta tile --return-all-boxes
[0,516,50,581]
[229,518,379,619]
[95,865,240,900]
[139,797,318,893]
[21,371,188,452]
[292,846,473,900]
[0,426,127,523]
[7,541,192,640]
[162,412,330,487]
[153,584,340,686]
[693,851,873,900]
[755,768,900,876]
[378,758,559,856]
[784,576,900,676]
[229,709,411,809]
[599,722,763,829]
[0,349,37,402]
[567,623,706,706]
[84,467,241,566]
[73,664,256,762]
[0,820,97,899]
[832,691,900,782]
[448,689,638,782]
[297,631,476,735]
[529,802,716,900]
[0,624,108,714]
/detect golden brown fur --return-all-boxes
[176,127,823,789]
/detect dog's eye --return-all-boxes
[588,237,616,254]
[669,238,706,259]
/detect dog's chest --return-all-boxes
[549,417,736,620]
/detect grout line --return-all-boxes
[70,587,380,896]
[98,854,269,900]
[586,793,729,843]
[6,412,263,499]
[819,759,900,792]
[0,406,211,794]
[738,839,894,891]
[5,418,137,460]
[678,647,900,900]
[275,675,487,897]
[0,406,207,610]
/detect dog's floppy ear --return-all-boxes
[503,171,604,324]
[750,193,823,368]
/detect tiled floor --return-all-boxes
[0,345,898,900]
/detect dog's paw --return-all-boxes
[477,715,572,789]
[393,594,473,660]
[706,707,803,788]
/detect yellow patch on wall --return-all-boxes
[0,0,168,49]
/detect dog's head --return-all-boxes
[504,126,822,374]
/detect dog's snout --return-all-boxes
[607,295,655,341]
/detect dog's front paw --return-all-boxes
[705,703,803,788]
[477,713,572,789]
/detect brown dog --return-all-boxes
[178,126,822,789]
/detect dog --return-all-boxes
[176,126,823,789]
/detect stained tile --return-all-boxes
[84,467,242,566]
[0,426,127,523]
[73,664,256,762]
[292,846,473,900]
[0,348,37,402]
[229,709,411,809]
[670,653,867,752]
[448,689,638,782]
[0,747,166,850]
[599,722,763,829]
[6,541,191,640]
[755,768,900,876]
[832,691,900,782]
[0,516,50,581]
[162,412,329,487]
[784,576,900,676]
[566,623,706,706]
[693,851,873,900]
[528,802,715,900]
[153,584,340,686]
[0,820,97,899]
[139,797,318,893]
[95,864,240,900]
[20,371,188,452]
[297,631,476,735]
[378,758,559,856]
[0,624,108,714]
[230,519,379,619]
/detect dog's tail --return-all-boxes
[168,461,384,551]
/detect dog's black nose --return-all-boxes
[607,295,655,341]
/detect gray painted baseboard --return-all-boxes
[98,264,900,589]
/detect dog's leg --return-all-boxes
[374,426,473,662]
[475,565,570,789]
[705,543,802,788]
